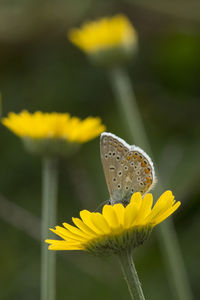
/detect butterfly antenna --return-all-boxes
[94,199,110,212]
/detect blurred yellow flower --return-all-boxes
[68,14,137,53]
[2,110,105,143]
[2,111,105,156]
[46,190,180,254]
[68,15,138,66]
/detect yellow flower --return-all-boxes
[2,111,105,156]
[68,15,138,66]
[69,14,137,53]
[46,191,180,254]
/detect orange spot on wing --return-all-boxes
[145,168,150,174]
[146,177,152,184]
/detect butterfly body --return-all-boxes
[100,132,156,205]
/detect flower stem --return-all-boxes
[109,68,150,152]
[41,157,58,300]
[158,220,194,300]
[109,67,193,300]
[119,249,145,300]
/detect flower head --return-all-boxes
[68,14,138,66]
[46,191,180,255]
[2,111,105,156]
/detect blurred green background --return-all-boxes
[0,0,200,299]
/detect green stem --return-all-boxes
[158,220,194,300]
[109,67,193,300]
[0,92,2,117]
[109,68,150,152]
[41,157,58,300]
[119,249,145,300]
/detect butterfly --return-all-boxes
[100,132,156,206]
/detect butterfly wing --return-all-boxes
[100,132,155,205]
[100,133,129,204]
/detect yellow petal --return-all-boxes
[134,193,153,225]
[46,240,84,250]
[130,192,143,207]
[153,190,174,211]
[72,217,96,237]
[90,212,111,234]
[112,203,125,225]
[124,193,142,228]
[102,204,119,228]
[80,210,102,235]
[45,239,81,246]
[146,191,174,222]
[51,226,85,242]
[63,222,89,239]
[152,201,181,226]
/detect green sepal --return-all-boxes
[85,225,152,256]
[87,42,138,68]
[22,137,80,157]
